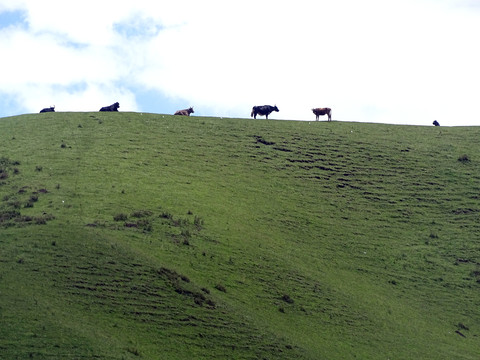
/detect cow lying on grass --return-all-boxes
[40,106,55,113]
[99,102,120,112]
[174,107,194,116]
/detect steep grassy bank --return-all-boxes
[1,112,479,359]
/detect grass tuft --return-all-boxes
[458,154,470,162]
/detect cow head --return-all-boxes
[273,105,279,112]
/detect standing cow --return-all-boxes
[40,106,55,113]
[174,107,194,116]
[251,105,279,119]
[312,108,332,121]
[99,102,120,111]
[433,120,440,126]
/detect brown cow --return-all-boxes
[174,107,194,116]
[312,107,332,121]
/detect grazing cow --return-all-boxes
[433,120,440,126]
[251,105,279,119]
[99,102,120,112]
[312,107,332,121]
[174,107,194,116]
[40,106,55,113]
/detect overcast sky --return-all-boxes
[0,0,479,125]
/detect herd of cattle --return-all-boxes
[39,103,332,121]
[39,103,440,125]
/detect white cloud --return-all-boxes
[0,0,479,125]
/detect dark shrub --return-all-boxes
[205,299,216,308]
[34,217,47,225]
[282,294,294,304]
[15,215,33,223]
[113,213,128,221]
[0,210,20,222]
[136,219,152,232]
[131,210,153,218]
[9,201,21,209]
[160,211,173,219]
[215,284,226,293]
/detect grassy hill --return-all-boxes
[0,112,479,359]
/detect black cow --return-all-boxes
[433,120,440,126]
[40,106,55,113]
[251,105,279,119]
[99,102,120,112]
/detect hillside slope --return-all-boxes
[1,112,479,359]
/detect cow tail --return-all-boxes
[251,108,254,118]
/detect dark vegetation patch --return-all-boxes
[214,284,227,293]
[111,208,205,242]
[458,154,470,163]
[254,135,275,146]
[0,158,54,227]
[131,209,153,218]
[273,146,293,152]
[157,267,216,308]
[113,213,128,221]
[470,267,480,283]
[0,157,20,184]
[452,208,478,215]
[281,294,294,304]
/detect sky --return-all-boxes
[0,0,479,126]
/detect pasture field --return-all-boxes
[0,112,479,359]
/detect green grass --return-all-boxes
[1,111,479,359]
